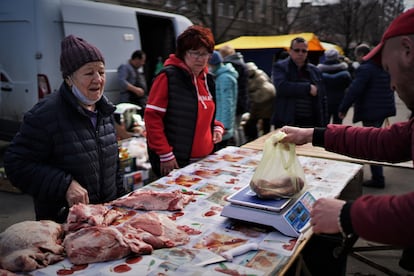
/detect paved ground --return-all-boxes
[0,97,413,275]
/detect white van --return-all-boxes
[0,0,192,140]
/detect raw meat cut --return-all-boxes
[63,212,189,265]
[64,203,123,232]
[63,225,153,265]
[0,269,18,276]
[0,220,64,272]
[123,211,190,248]
[109,190,193,211]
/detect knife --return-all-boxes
[195,242,259,266]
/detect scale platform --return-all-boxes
[221,185,315,237]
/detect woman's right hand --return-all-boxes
[160,158,179,176]
[66,179,89,207]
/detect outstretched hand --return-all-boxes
[279,126,314,145]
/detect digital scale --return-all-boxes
[221,185,315,237]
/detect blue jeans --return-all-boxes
[362,120,385,184]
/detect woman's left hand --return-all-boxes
[213,131,222,144]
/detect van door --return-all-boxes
[0,0,39,139]
[61,0,141,103]
[135,10,192,87]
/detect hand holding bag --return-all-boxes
[250,131,306,198]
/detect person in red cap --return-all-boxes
[280,8,414,272]
[4,35,126,223]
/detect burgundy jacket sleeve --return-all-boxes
[322,121,414,246]
[324,121,413,163]
[350,192,414,246]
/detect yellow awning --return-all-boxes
[320,42,345,55]
[215,32,325,51]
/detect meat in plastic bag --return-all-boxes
[250,131,306,198]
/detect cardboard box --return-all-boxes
[123,170,149,192]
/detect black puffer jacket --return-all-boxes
[148,66,216,176]
[4,82,125,223]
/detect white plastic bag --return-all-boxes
[250,131,306,198]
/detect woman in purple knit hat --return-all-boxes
[4,35,126,223]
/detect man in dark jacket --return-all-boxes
[4,35,126,223]
[271,37,328,129]
[317,49,352,124]
[117,50,147,116]
[338,43,396,188]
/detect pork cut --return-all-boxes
[64,203,122,232]
[63,212,190,265]
[63,225,153,265]
[109,190,193,211]
[0,269,18,276]
[123,212,190,248]
[0,220,64,272]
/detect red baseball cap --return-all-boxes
[363,8,414,63]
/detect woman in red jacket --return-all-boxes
[144,25,224,177]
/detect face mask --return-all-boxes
[70,80,101,106]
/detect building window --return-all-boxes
[218,2,224,16]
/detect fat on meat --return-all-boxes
[63,225,153,265]
[64,203,122,232]
[110,190,193,211]
[0,220,64,272]
[123,211,190,248]
[0,268,18,276]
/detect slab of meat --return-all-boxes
[64,203,123,232]
[63,225,152,265]
[0,269,18,276]
[123,211,190,248]
[109,190,192,211]
[63,212,189,265]
[0,220,64,272]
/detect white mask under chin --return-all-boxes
[71,84,101,106]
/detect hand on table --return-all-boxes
[160,158,179,176]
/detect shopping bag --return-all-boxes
[250,131,306,198]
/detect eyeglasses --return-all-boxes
[292,48,308,54]
[187,51,211,59]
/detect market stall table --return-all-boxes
[24,146,362,276]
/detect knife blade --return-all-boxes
[195,242,259,266]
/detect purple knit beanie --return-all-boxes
[60,35,105,78]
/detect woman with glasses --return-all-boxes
[144,25,224,177]
[271,37,328,129]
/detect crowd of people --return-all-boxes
[3,7,414,275]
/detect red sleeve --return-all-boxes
[351,192,414,246]
[144,74,173,157]
[324,121,413,163]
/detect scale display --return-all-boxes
[221,185,316,237]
